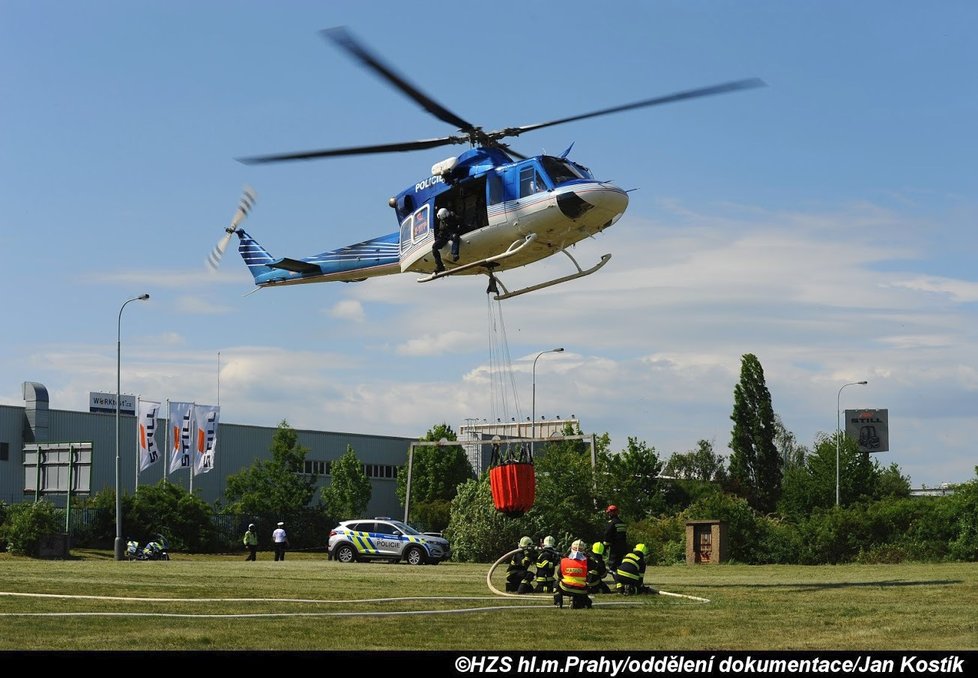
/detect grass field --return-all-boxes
[0,550,975,651]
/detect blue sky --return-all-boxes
[2,1,976,488]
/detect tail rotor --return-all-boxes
[208,186,256,271]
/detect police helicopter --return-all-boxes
[209,27,764,300]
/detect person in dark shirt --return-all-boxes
[533,536,560,593]
[603,504,628,571]
[432,207,462,273]
[506,536,536,593]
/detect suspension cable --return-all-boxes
[485,293,524,427]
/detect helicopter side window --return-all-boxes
[487,170,504,206]
[519,166,548,198]
[400,217,412,252]
[411,205,430,242]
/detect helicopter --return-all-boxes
[209,27,764,300]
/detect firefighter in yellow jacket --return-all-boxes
[506,536,536,593]
[554,539,593,609]
[533,535,560,593]
[615,543,657,595]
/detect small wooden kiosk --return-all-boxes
[685,520,727,565]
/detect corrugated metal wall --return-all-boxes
[0,403,411,516]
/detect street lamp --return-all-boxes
[531,347,564,457]
[836,380,868,507]
[115,294,150,560]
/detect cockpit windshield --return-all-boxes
[540,156,589,185]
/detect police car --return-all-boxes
[327,517,451,565]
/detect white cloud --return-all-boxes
[887,276,978,303]
[397,330,480,356]
[328,299,366,322]
[6,199,978,487]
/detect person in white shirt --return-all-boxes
[272,522,288,561]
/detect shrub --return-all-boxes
[680,492,767,563]
[447,476,541,562]
[630,514,685,565]
[1,500,64,556]
[946,472,978,562]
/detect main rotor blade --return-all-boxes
[507,78,767,137]
[237,136,462,164]
[498,143,528,161]
[322,26,476,133]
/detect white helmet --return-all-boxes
[543,535,556,548]
[437,208,450,219]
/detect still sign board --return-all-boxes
[845,409,889,453]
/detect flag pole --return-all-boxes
[189,402,196,494]
[135,396,141,491]
[164,399,170,484]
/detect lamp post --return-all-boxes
[836,380,867,507]
[531,347,564,457]
[115,294,150,560]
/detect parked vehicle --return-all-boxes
[327,517,451,565]
[126,534,171,561]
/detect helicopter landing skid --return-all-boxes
[416,233,537,283]
[490,250,612,301]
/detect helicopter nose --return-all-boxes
[590,184,628,216]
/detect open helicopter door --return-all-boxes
[398,203,434,272]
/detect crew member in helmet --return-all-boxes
[587,541,612,594]
[506,536,536,593]
[432,207,462,273]
[603,504,628,571]
[533,536,560,593]
[615,543,656,595]
[555,539,593,609]
[243,523,258,561]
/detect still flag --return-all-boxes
[193,404,220,475]
[137,398,161,472]
[168,401,195,473]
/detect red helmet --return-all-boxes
[606,505,618,514]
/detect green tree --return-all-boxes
[774,414,808,474]
[664,439,728,482]
[729,353,781,513]
[322,445,372,519]
[875,463,911,499]
[779,432,893,517]
[396,423,474,530]
[596,437,665,520]
[224,420,318,522]
[533,424,603,541]
[661,439,727,512]
[947,467,978,561]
